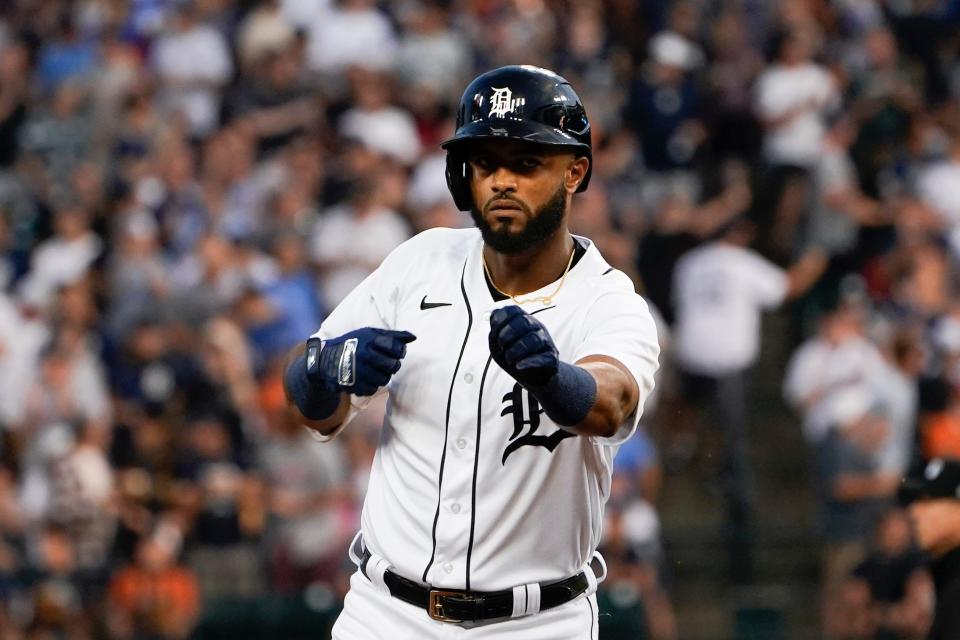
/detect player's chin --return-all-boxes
[486,211,527,233]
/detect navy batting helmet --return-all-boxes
[441,65,592,211]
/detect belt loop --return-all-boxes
[510,586,525,618]
[526,583,541,615]
[591,551,608,585]
[349,532,392,596]
[509,582,542,618]
[348,531,364,568]
[582,551,607,597]
[365,553,392,596]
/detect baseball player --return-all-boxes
[283,65,660,638]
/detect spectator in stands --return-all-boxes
[917,124,960,230]
[258,405,352,595]
[784,296,889,446]
[108,526,200,640]
[624,30,705,213]
[833,508,933,640]
[310,177,410,306]
[754,26,839,260]
[173,413,264,604]
[151,0,233,139]
[338,69,422,166]
[672,215,825,582]
[305,0,397,78]
[17,202,102,312]
[20,525,90,639]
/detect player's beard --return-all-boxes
[470,184,567,255]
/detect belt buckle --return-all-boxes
[428,589,465,623]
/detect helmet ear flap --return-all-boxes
[445,153,474,212]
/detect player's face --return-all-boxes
[466,139,587,254]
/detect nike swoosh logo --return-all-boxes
[420,295,452,310]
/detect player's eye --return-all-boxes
[517,157,542,170]
[472,157,493,171]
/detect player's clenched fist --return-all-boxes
[306,328,417,397]
[488,306,559,388]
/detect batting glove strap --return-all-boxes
[527,361,597,427]
[284,350,342,421]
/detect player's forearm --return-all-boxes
[568,360,639,437]
[285,394,350,436]
[281,343,350,436]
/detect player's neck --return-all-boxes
[483,229,575,297]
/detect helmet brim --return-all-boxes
[440,119,589,153]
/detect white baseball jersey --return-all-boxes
[783,333,888,443]
[673,242,788,376]
[311,227,659,591]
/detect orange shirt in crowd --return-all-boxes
[921,412,960,461]
[109,565,200,629]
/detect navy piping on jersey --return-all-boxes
[464,304,556,590]
[465,353,494,590]
[422,260,472,583]
[601,267,614,275]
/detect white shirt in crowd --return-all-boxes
[310,204,411,306]
[874,363,917,475]
[917,157,960,227]
[406,153,451,210]
[152,21,233,137]
[783,333,888,443]
[310,228,660,591]
[280,0,331,30]
[755,62,838,167]
[338,106,422,166]
[672,242,788,376]
[0,292,32,425]
[17,231,102,310]
[306,5,397,74]
[394,26,473,98]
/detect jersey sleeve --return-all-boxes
[744,251,788,309]
[306,239,412,440]
[782,342,816,410]
[573,289,661,445]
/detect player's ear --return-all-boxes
[565,156,590,194]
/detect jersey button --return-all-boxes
[456,438,467,450]
[451,503,461,514]
[463,373,474,384]
[443,563,453,574]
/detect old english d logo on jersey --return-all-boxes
[489,87,525,118]
[500,383,574,464]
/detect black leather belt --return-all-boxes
[360,549,589,622]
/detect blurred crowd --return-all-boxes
[0,0,957,638]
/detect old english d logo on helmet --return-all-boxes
[441,65,592,211]
[487,87,525,118]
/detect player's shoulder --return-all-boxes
[386,227,478,267]
[575,236,636,293]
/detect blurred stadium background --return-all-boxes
[0,0,958,638]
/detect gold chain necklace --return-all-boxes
[482,244,576,305]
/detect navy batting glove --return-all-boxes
[488,306,597,427]
[286,327,416,421]
[488,306,559,388]
[310,328,417,397]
